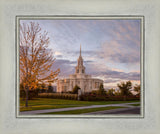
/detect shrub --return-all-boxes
[80,93,140,101]
[20,89,39,100]
[37,93,139,101]
[28,90,39,100]
[38,93,78,100]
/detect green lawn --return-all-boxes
[20,98,140,112]
[41,106,126,114]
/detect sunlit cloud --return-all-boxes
[54,51,62,56]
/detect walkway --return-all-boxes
[20,102,140,115]
[83,107,140,114]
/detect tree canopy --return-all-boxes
[134,84,140,95]
[117,81,132,96]
[98,84,106,95]
[72,85,80,94]
[106,88,115,96]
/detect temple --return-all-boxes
[57,45,103,93]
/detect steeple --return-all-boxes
[75,44,85,74]
[80,44,81,57]
[78,45,83,66]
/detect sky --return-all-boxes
[20,19,141,89]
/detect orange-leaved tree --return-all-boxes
[20,22,60,107]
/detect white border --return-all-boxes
[1,0,160,134]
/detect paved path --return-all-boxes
[83,107,140,115]
[20,102,140,115]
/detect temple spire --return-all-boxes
[75,44,85,74]
[80,44,81,57]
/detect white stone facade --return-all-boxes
[57,45,103,93]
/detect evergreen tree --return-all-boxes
[107,88,115,96]
[72,85,80,94]
[117,81,132,100]
[134,84,140,95]
[98,84,106,95]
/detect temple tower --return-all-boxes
[75,45,85,74]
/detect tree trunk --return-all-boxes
[25,86,29,107]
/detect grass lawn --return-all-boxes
[40,106,126,114]
[20,98,140,112]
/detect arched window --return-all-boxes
[82,69,84,73]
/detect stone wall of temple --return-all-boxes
[57,78,103,93]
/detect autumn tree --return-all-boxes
[20,22,60,107]
[117,81,132,100]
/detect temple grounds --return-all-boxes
[20,98,140,114]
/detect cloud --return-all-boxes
[54,51,63,58]
[102,70,140,81]
[56,55,63,58]
[99,40,140,64]
[104,79,120,83]
[52,59,75,77]
[54,51,62,56]
[83,60,140,84]
[66,50,96,56]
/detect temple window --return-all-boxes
[77,69,79,73]
[82,69,84,73]
[95,82,99,88]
